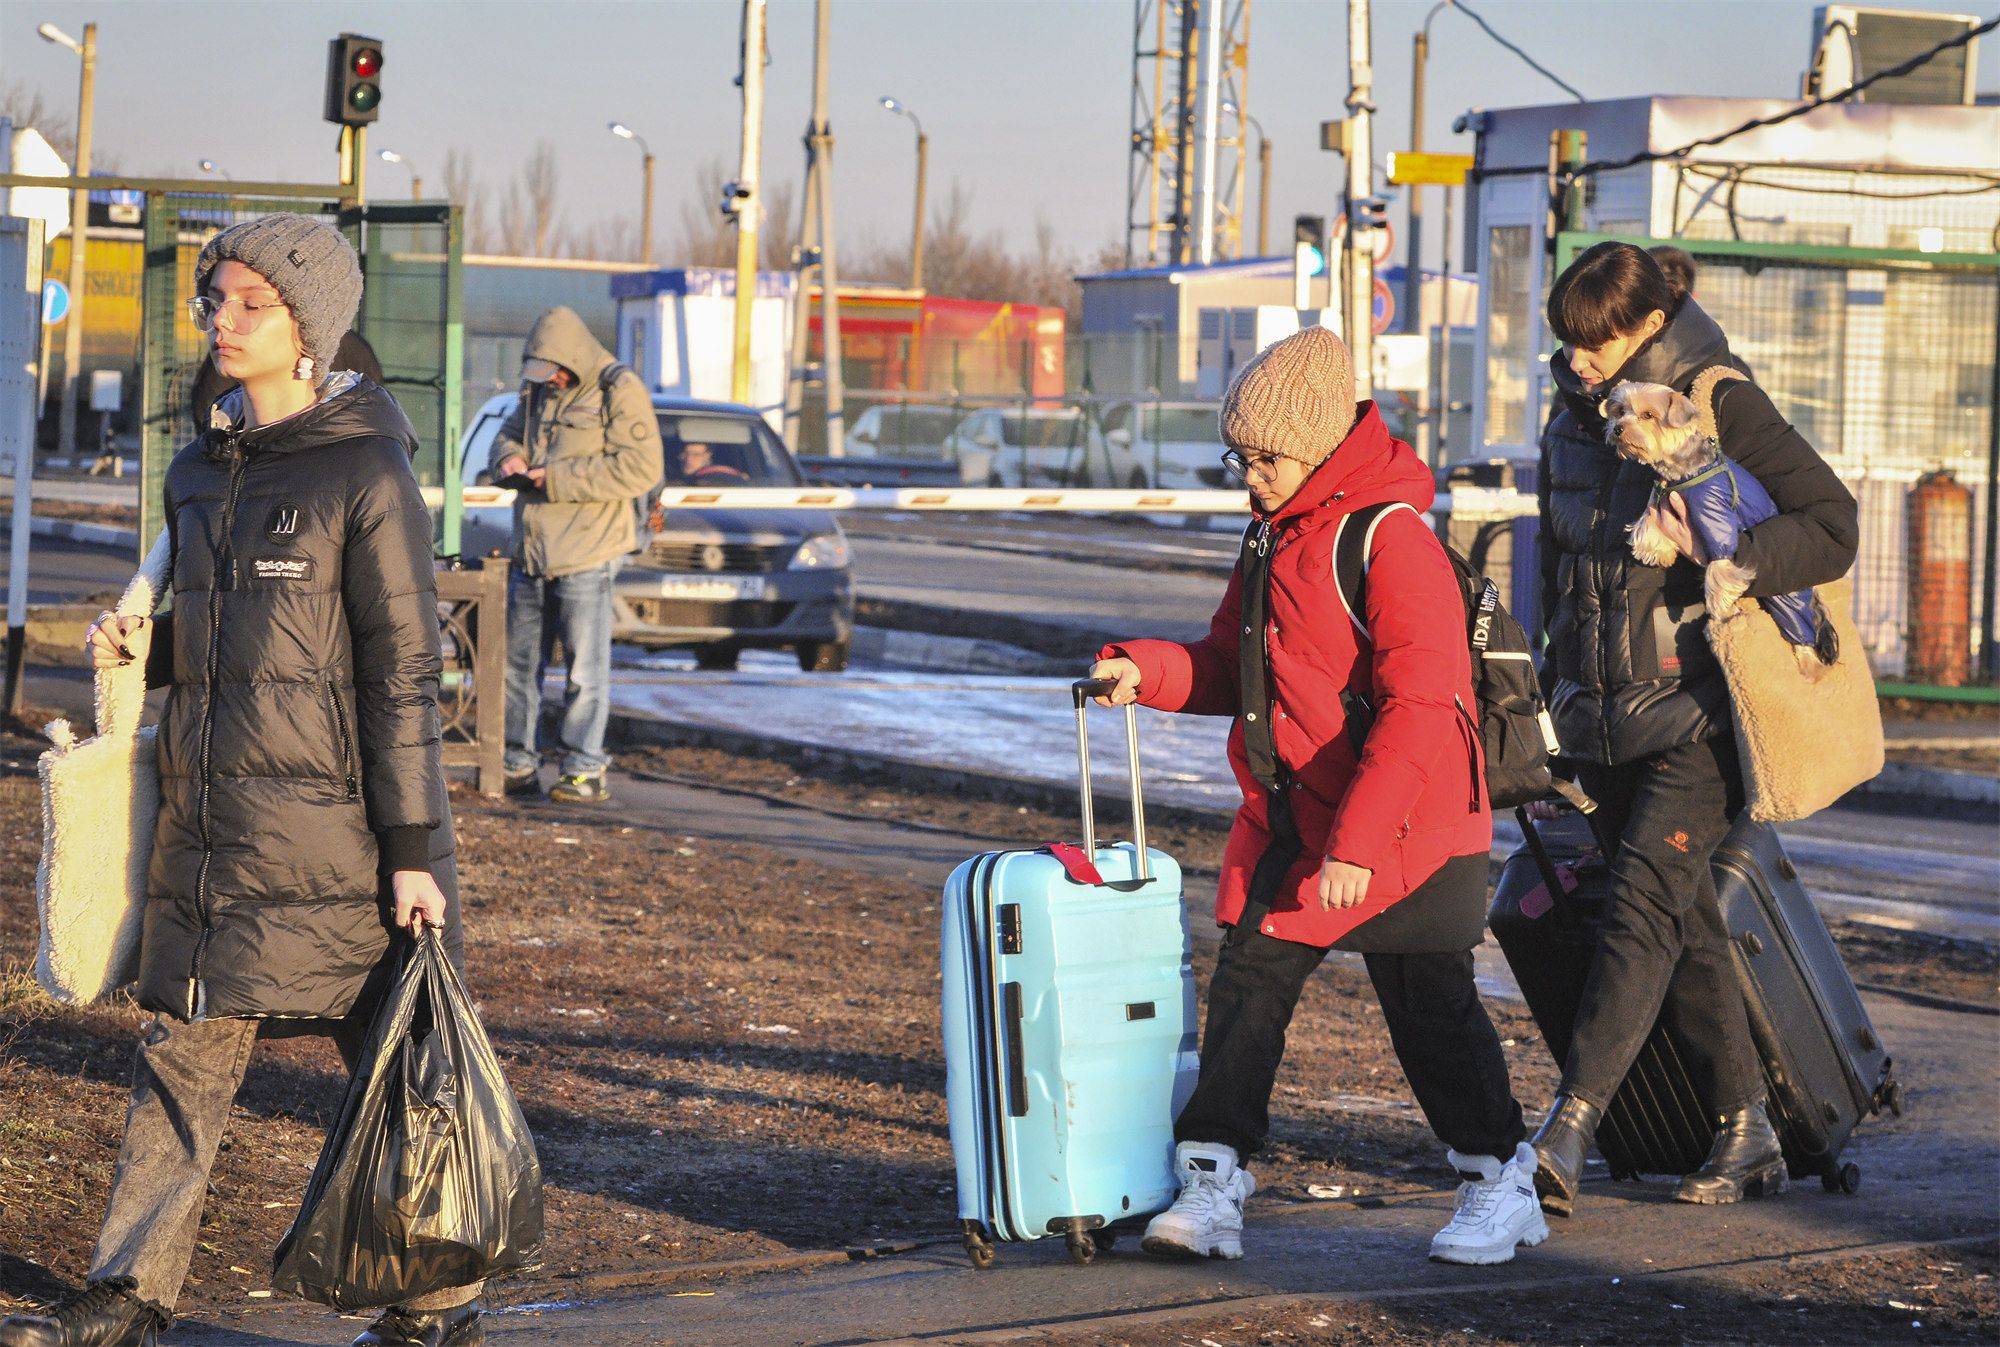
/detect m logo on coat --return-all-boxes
[267,505,301,540]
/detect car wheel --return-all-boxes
[694,645,740,672]
[798,640,850,674]
[1127,467,1149,490]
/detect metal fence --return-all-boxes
[1556,232,1999,688]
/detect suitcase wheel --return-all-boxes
[1820,1162,1861,1196]
[1090,1227,1120,1253]
[1065,1231,1098,1266]
[1881,1081,1905,1118]
[963,1223,997,1271]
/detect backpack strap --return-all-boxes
[1688,365,1748,445]
[1331,501,1420,645]
[598,362,632,428]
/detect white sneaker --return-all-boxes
[1429,1142,1551,1265]
[1142,1141,1257,1260]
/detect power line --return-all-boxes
[1447,0,1586,103]
[1476,14,1999,181]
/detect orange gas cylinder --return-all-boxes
[1907,470,1973,686]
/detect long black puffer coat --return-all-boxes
[139,376,460,1022]
[1537,298,1858,767]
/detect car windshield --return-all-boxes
[1005,413,1086,449]
[660,413,805,486]
[1143,407,1219,443]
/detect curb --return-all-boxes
[28,516,138,551]
[851,625,1068,676]
[1860,760,1999,807]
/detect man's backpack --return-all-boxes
[1331,501,1587,813]
[594,362,667,552]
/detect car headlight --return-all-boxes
[789,532,851,570]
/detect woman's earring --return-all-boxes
[294,354,314,381]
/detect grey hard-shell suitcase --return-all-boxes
[1491,809,1902,1193]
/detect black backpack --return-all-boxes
[593,362,666,552]
[1331,501,1587,813]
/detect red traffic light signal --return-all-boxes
[324,33,384,127]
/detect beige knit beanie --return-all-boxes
[1219,324,1357,468]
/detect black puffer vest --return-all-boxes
[1538,300,1741,767]
[139,378,459,1022]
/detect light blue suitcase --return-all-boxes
[942,679,1199,1269]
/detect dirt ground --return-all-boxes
[1009,1239,2000,1346]
[0,721,1989,1338]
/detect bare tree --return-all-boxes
[1,81,75,163]
[761,178,799,272]
[442,147,490,252]
[493,142,563,258]
[564,215,639,263]
[675,157,736,267]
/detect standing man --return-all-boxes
[495,306,663,804]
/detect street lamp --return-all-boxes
[608,121,655,265]
[878,96,927,291]
[377,148,423,199]
[39,18,95,463]
[1220,100,1270,258]
[197,159,232,179]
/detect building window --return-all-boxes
[1483,225,1533,448]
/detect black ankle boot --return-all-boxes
[0,1277,167,1347]
[1676,1101,1787,1205]
[351,1301,483,1347]
[1529,1094,1601,1218]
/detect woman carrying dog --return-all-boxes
[0,217,483,1347]
[1528,242,1857,1216]
[1092,326,1545,1268]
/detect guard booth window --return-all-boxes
[1483,225,1533,449]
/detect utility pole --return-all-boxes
[1256,130,1272,256]
[1406,15,1429,348]
[1192,0,1224,264]
[1343,0,1375,399]
[909,127,928,290]
[50,21,96,464]
[731,0,768,403]
[783,0,847,457]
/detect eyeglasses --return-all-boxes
[1220,449,1283,484]
[187,294,286,335]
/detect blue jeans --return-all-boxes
[505,562,615,778]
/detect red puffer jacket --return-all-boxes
[1100,403,1491,947]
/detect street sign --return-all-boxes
[1371,278,1395,336]
[1387,152,1474,187]
[40,279,69,326]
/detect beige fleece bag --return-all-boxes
[34,533,171,1004]
[1692,368,1883,823]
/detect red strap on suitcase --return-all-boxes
[1043,843,1107,887]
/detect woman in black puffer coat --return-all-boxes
[2,216,485,1347]
[1526,243,1857,1220]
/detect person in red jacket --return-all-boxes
[1091,326,1544,1267]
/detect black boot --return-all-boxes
[1676,1101,1787,1205]
[351,1301,483,1347]
[1529,1094,1601,1219]
[0,1278,168,1347]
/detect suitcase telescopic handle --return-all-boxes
[1071,679,1150,882]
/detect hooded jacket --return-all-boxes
[1100,403,1491,948]
[138,376,459,1022]
[491,306,665,578]
[1538,298,1858,766]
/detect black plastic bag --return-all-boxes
[273,928,544,1310]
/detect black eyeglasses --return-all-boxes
[1220,449,1282,484]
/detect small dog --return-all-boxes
[1604,382,1838,680]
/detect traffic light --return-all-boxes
[1348,195,1391,232]
[324,33,384,127]
[1292,215,1327,278]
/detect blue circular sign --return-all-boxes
[41,280,70,326]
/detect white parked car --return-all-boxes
[1098,400,1227,490]
[944,406,1134,488]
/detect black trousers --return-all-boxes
[1174,920,1527,1162]
[1562,734,1763,1116]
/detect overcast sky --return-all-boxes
[5,0,1995,269]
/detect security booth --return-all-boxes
[1463,95,2000,686]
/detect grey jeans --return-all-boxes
[89,1012,478,1315]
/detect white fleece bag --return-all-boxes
[34,533,171,1004]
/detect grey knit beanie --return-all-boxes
[193,214,362,374]
[1219,324,1357,468]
